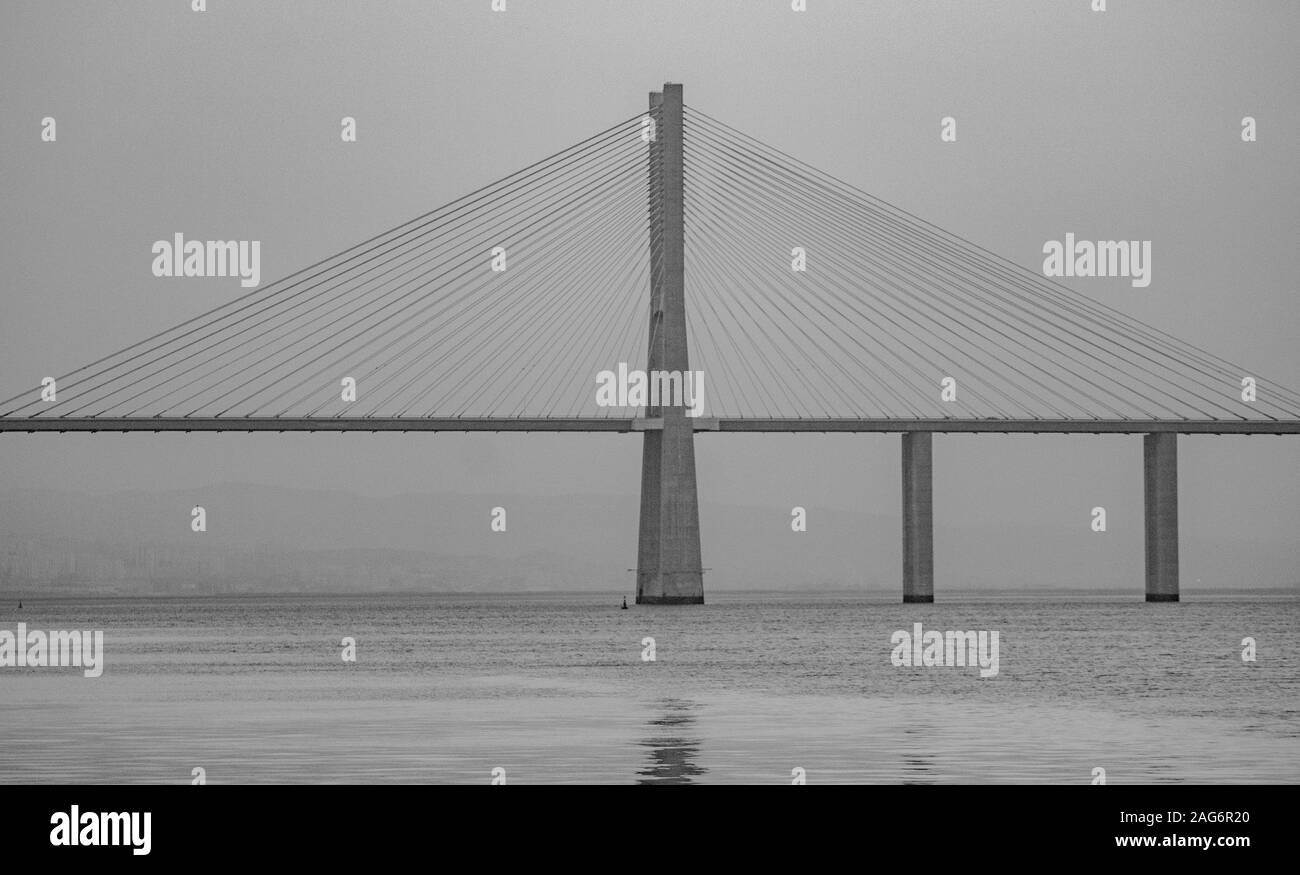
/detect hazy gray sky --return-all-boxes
[2,1,1297,583]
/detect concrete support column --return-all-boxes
[636,83,704,605]
[902,431,934,603]
[1143,432,1179,602]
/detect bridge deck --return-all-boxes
[1,417,1297,434]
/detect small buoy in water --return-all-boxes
[16,601,21,610]
[621,597,628,610]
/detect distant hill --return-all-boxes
[0,484,1295,595]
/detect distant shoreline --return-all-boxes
[1,586,1297,601]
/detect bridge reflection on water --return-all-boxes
[636,699,707,785]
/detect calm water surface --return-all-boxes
[1,591,1296,784]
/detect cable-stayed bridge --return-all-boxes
[3,83,1298,604]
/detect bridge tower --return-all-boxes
[636,83,705,604]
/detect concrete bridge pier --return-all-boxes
[902,431,934,603]
[1144,432,1179,602]
[635,83,704,605]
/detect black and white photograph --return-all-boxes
[1,0,1295,859]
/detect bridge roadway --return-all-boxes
[1,416,1297,434]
